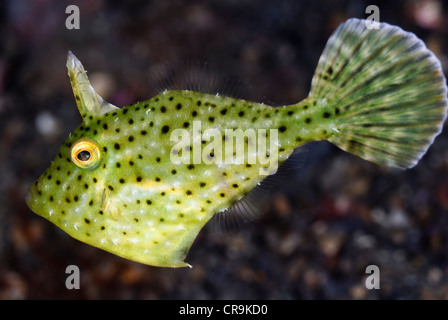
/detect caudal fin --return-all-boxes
[310,18,447,169]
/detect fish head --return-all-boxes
[26,123,197,267]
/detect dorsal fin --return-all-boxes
[148,60,246,99]
[66,51,119,119]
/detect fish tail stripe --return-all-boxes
[310,18,448,169]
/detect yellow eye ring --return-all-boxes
[71,138,101,169]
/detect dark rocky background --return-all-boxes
[1,0,448,299]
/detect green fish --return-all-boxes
[26,19,447,267]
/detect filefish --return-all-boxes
[26,19,448,267]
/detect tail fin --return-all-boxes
[311,18,447,169]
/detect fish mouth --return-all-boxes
[25,184,38,213]
[25,190,31,206]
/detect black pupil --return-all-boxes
[77,150,91,161]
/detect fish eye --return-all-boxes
[77,150,91,162]
[71,138,101,169]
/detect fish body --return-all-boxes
[27,19,448,267]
